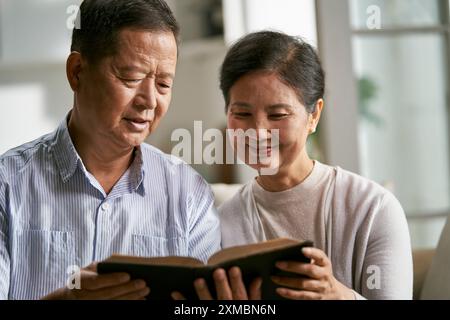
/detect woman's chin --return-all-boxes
[245,162,280,176]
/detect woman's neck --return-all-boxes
[256,151,314,192]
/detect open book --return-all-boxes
[97,238,313,300]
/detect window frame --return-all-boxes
[316,0,450,222]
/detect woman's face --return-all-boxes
[226,71,321,174]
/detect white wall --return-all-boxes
[0,64,72,154]
[224,0,317,46]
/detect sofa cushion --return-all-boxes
[210,184,243,207]
[421,216,450,299]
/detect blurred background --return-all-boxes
[0,0,449,249]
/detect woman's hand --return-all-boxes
[171,267,262,300]
[272,247,355,300]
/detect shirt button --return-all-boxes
[101,203,110,211]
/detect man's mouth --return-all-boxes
[124,118,151,132]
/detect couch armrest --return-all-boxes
[413,249,435,300]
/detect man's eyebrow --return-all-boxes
[157,72,175,80]
[116,65,148,73]
[115,66,174,79]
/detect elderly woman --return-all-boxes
[174,31,413,301]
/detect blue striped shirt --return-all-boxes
[0,117,221,300]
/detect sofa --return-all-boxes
[412,249,435,299]
[210,183,438,300]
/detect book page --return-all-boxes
[104,255,204,267]
[208,238,304,266]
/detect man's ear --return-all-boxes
[309,99,324,134]
[66,52,83,92]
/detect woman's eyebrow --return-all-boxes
[266,104,294,111]
[231,102,252,108]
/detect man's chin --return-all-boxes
[121,133,149,148]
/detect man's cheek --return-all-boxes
[155,104,169,120]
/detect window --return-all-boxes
[351,0,450,248]
[317,0,450,248]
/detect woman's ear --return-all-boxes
[309,99,324,134]
[66,52,83,92]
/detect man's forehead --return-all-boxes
[109,29,177,73]
[116,28,177,52]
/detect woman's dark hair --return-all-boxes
[220,31,325,113]
[71,0,179,64]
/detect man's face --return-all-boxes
[75,29,178,148]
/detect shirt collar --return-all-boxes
[52,113,146,196]
[52,113,81,183]
[114,146,146,197]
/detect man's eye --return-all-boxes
[159,83,171,89]
[121,78,142,84]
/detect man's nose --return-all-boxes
[137,78,157,110]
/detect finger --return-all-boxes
[194,278,213,300]
[82,261,98,272]
[171,291,187,300]
[276,288,322,300]
[213,269,233,300]
[228,267,248,300]
[90,279,148,300]
[275,261,327,280]
[302,248,329,267]
[113,287,150,300]
[271,276,325,292]
[84,262,98,273]
[82,272,131,290]
[249,277,262,300]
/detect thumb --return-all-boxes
[84,262,98,273]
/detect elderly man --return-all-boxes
[0,0,220,300]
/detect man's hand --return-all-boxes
[171,267,262,300]
[42,263,150,300]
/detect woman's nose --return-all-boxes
[254,117,270,131]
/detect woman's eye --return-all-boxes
[234,112,252,117]
[269,114,288,119]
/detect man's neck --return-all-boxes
[67,111,135,195]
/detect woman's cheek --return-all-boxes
[227,117,243,131]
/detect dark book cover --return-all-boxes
[97,239,313,300]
